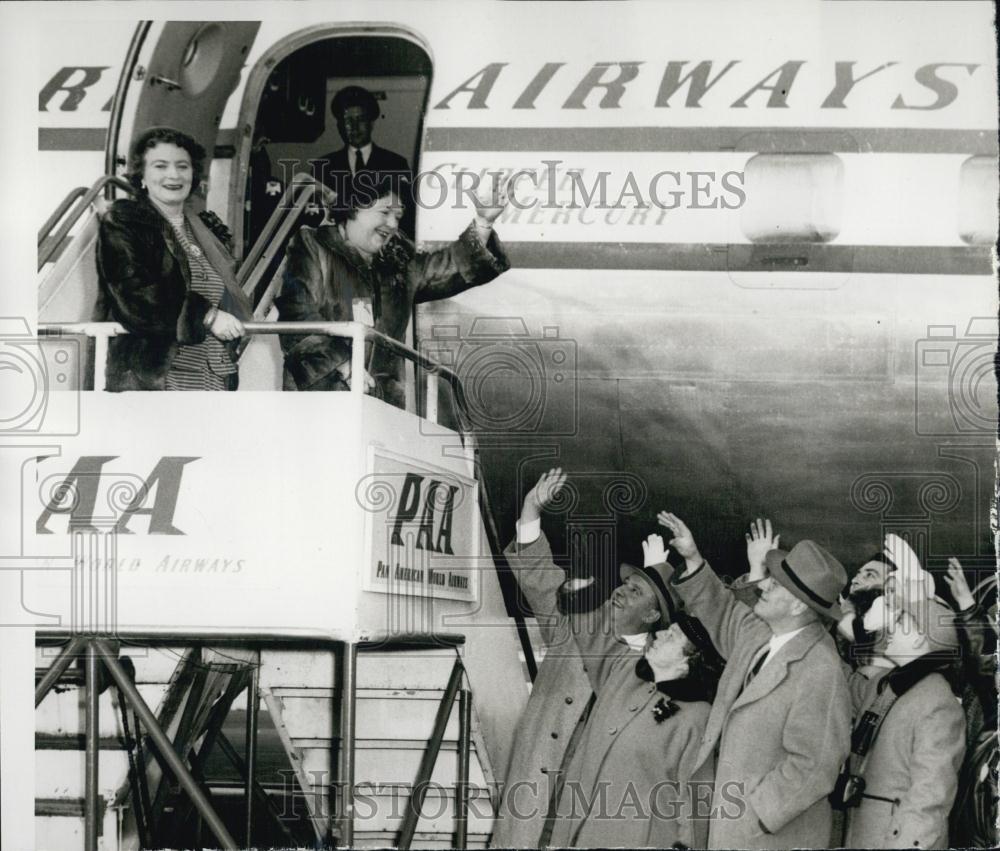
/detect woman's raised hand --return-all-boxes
[473,173,517,224]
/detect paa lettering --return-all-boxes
[36,456,198,535]
[389,473,460,555]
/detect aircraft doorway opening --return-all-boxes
[241,34,432,270]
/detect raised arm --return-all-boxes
[745,518,780,582]
[657,511,770,657]
[504,468,575,650]
[943,556,976,612]
[409,175,512,302]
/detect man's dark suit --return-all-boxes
[314,143,415,234]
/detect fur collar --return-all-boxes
[635,657,713,702]
[313,222,416,279]
[882,650,955,697]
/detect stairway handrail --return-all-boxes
[38,187,88,248]
[37,320,465,397]
[236,171,336,285]
[37,175,136,271]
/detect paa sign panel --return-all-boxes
[360,450,479,604]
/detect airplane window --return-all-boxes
[179,24,225,98]
[958,155,998,245]
[740,152,844,243]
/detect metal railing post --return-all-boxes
[93,333,109,392]
[336,642,358,848]
[84,640,100,851]
[350,325,366,396]
[425,371,439,424]
[244,658,260,847]
[454,688,472,849]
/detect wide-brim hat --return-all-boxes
[674,612,727,678]
[765,540,847,621]
[904,597,961,652]
[620,561,678,628]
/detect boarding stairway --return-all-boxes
[34,637,501,850]
[32,176,538,851]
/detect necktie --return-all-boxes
[744,646,769,688]
[354,148,365,175]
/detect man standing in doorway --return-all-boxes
[315,85,414,234]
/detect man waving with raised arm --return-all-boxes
[492,468,596,849]
[655,512,851,850]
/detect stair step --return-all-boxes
[347,786,495,834]
[35,666,85,687]
[352,830,490,849]
[35,797,107,820]
[36,683,166,736]
[35,733,128,750]
[272,687,469,742]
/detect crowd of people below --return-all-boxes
[492,468,997,850]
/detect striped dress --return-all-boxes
[163,216,237,391]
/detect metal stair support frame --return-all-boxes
[396,653,466,851]
[95,638,240,850]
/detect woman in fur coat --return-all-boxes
[95,126,251,390]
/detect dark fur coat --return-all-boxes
[94,197,251,390]
[275,221,509,392]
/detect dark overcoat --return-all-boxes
[275,221,508,391]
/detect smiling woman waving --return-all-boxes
[275,171,511,406]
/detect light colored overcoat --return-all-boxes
[671,562,851,849]
[548,613,712,849]
[845,666,965,848]
[491,533,594,848]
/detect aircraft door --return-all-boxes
[109,21,260,197]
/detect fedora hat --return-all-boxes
[620,561,678,628]
[765,540,847,620]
